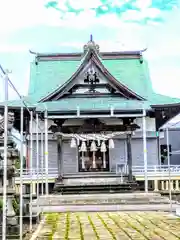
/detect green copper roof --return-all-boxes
[29,59,80,101]
[103,59,153,99]
[29,57,151,101]
[28,56,180,106]
[0,97,36,108]
[36,97,151,112]
[1,49,180,110]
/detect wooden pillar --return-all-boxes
[57,135,63,176]
[55,120,65,177]
[126,133,133,181]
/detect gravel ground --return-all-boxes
[31,211,180,239]
[23,224,39,240]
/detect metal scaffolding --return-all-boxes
[159,114,180,213]
[0,64,48,239]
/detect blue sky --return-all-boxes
[0,0,180,100]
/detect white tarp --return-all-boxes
[160,113,180,129]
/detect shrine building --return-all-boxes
[1,36,180,192]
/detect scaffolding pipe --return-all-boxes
[166,128,172,212]
[19,106,24,240]
[44,110,49,195]
[40,131,44,195]
[36,113,39,216]
[158,130,161,166]
[29,111,33,232]
[143,109,148,193]
[2,74,8,240]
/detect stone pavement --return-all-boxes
[31,212,180,239]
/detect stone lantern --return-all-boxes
[0,112,19,238]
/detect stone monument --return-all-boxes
[0,111,20,238]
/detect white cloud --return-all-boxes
[0,0,55,35]
[67,0,102,10]
[0,44,30,53]
[122,8,161,21]
[134,0,152,10]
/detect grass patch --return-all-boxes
[97,213,117,240]
[64,212,70,240]
[45,213,59,239]
[88,215,100,239]
[76,214,84,240]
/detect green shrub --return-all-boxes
[12,198,19,215]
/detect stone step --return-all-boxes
[32,203,178,213]
[32,193,176,207]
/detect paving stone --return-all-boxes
[30,211,180,239]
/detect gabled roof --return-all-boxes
[0,37,178,114]
[40,47,144,102]
[28,38,151,102]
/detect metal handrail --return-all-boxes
[15,165,180,179]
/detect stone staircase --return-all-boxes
[32,192,178,213]
[54,174,138,194]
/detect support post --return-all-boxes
[36,113,39,214]
[143,109,148,193]
[19,106,24,240]
[2,74,8,240]
[166,128,172,212]
[44,109,49,195]
[57,136,62,176]
[154,179,159,191]
[126,133,132,181]
[40,131,44,195]
[165,180,169,191]
[175,180,179,191]
[158,130,161,166]
[161,180,165,191]
[29,111,33,232]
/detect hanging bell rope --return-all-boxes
[58,132,124,140]
[109,138,114,149]
[77,138,80,146]
[70,138,76,148]
[60,132,127,150]
[90,140,97,152]
[100,141,107,152]
[79,141,87,152]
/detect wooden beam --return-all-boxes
[51,124,139,134]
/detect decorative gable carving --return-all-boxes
[56,61,122,97]
[41,36,145,102]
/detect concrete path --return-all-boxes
[34,203,178,213]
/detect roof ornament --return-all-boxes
[84,67,100,93]
[83,34,100,53]
[139,51,143,64]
